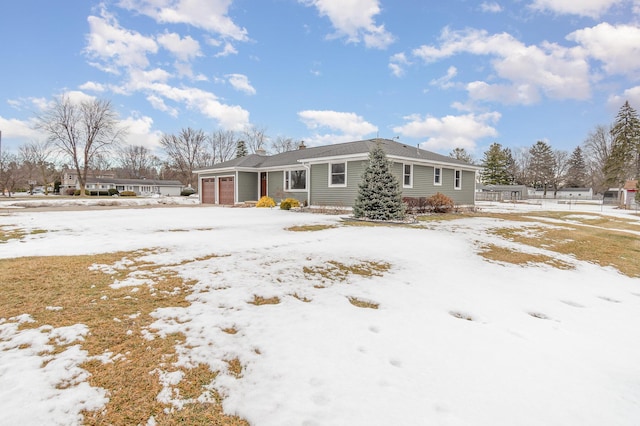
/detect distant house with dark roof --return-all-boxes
[194,138,479,207]
[60,169,183,196]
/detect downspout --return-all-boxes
[302,162,311,206]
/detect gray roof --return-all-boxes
[86,177,183,186]
[197,138,476,171]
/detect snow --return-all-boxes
[1,198,640,425]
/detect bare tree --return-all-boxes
[583,125,613,194]
[449,147,474,164]
[209,130,237,164]
[19,140,58,194]
[117,145,160,178]
[35,95,125,196]
[160,127,209,187]
[550,149,569,196]
[0,151,21,197]
[271,136,297,154]
[242,125,268,153]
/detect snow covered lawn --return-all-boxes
[1,200,639,425]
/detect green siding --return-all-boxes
[310,161,366,207]
[237,172,258,202]
[267,170,308,204]
[309,161,475,207]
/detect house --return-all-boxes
[60,170,184,196]
[529,187,594,199]
[194,138,479,207]
[476,184,528,201]
[83,177,184,196]
[604,180,638,206]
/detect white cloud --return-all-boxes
[298,110,377,144]
[79,81,106,92]
[226,74,257,95]
[393,112,501,151]
[480,2,503,13]
[85,8,158,73]
[140,83,250,131]
[117,0,248,41]
[157,32,201,62]
[413,27,591,104]
[389,52,409,77]
[607,86,640,110]
[430,66,458,89]
[214,42,238,57]
[146,95,179,117]
[119,115,164,150]
[568,23,640,78]
[529,0,624,18]
[300,0,395,49]
[0,116,44,147]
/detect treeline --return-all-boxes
[452,101,640,195]
[0,95,298,195]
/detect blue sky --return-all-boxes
[1,0,640,160]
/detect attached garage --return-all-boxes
[218,177,235,205]
[201,178,216,204]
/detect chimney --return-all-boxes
[256,147,267,156]
[298,140,306,150]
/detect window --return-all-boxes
[434,167,442,185]
[285,169,306,191]
[329,162,346,187]
[403,164,413,188]
[454,169,462,190]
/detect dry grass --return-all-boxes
[478,243,574,269]
[0,225,47,243]
[247,295,281,305]
[303,260,391,283]
[481,212,640,277]
[0,252,248,426]
[347,297,379,309]
[286,224,337,232]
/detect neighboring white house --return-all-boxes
[529,187,593,199]
[60,170,184,196]
[604,180,638,206]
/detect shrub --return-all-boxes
[279,197,301,210]
[108,188,119,196]
[119,190,137,197]
[256,196,276,208]
[402,197,428,214]
[73,189,90,196]
[426,192,454,213]
[65,188,77,196]
[181,187,196,196]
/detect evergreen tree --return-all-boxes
[503,148,518,184]
[236,140,248,158]
[528,141,555,195]
[353,143,405,221]
[565,146,588,187]
[605,101,640,187]
[480,142,510,184]
[449,147,474,164]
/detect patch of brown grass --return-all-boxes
[291,293,312,302]
[286,224,337,232]
[478,243,574,270]
[303,260,391,284]
[0,252,248,426]
[484,216,640,277]
[347,297,379,309]
[247,295,281,305]
[225,357,244,379]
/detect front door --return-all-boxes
[260,172,267,198]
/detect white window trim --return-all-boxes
[403,163,413,188]
[434,167,442,186]
[454,169,462,190]
[284,169,307,192]
[328,162,347,188]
